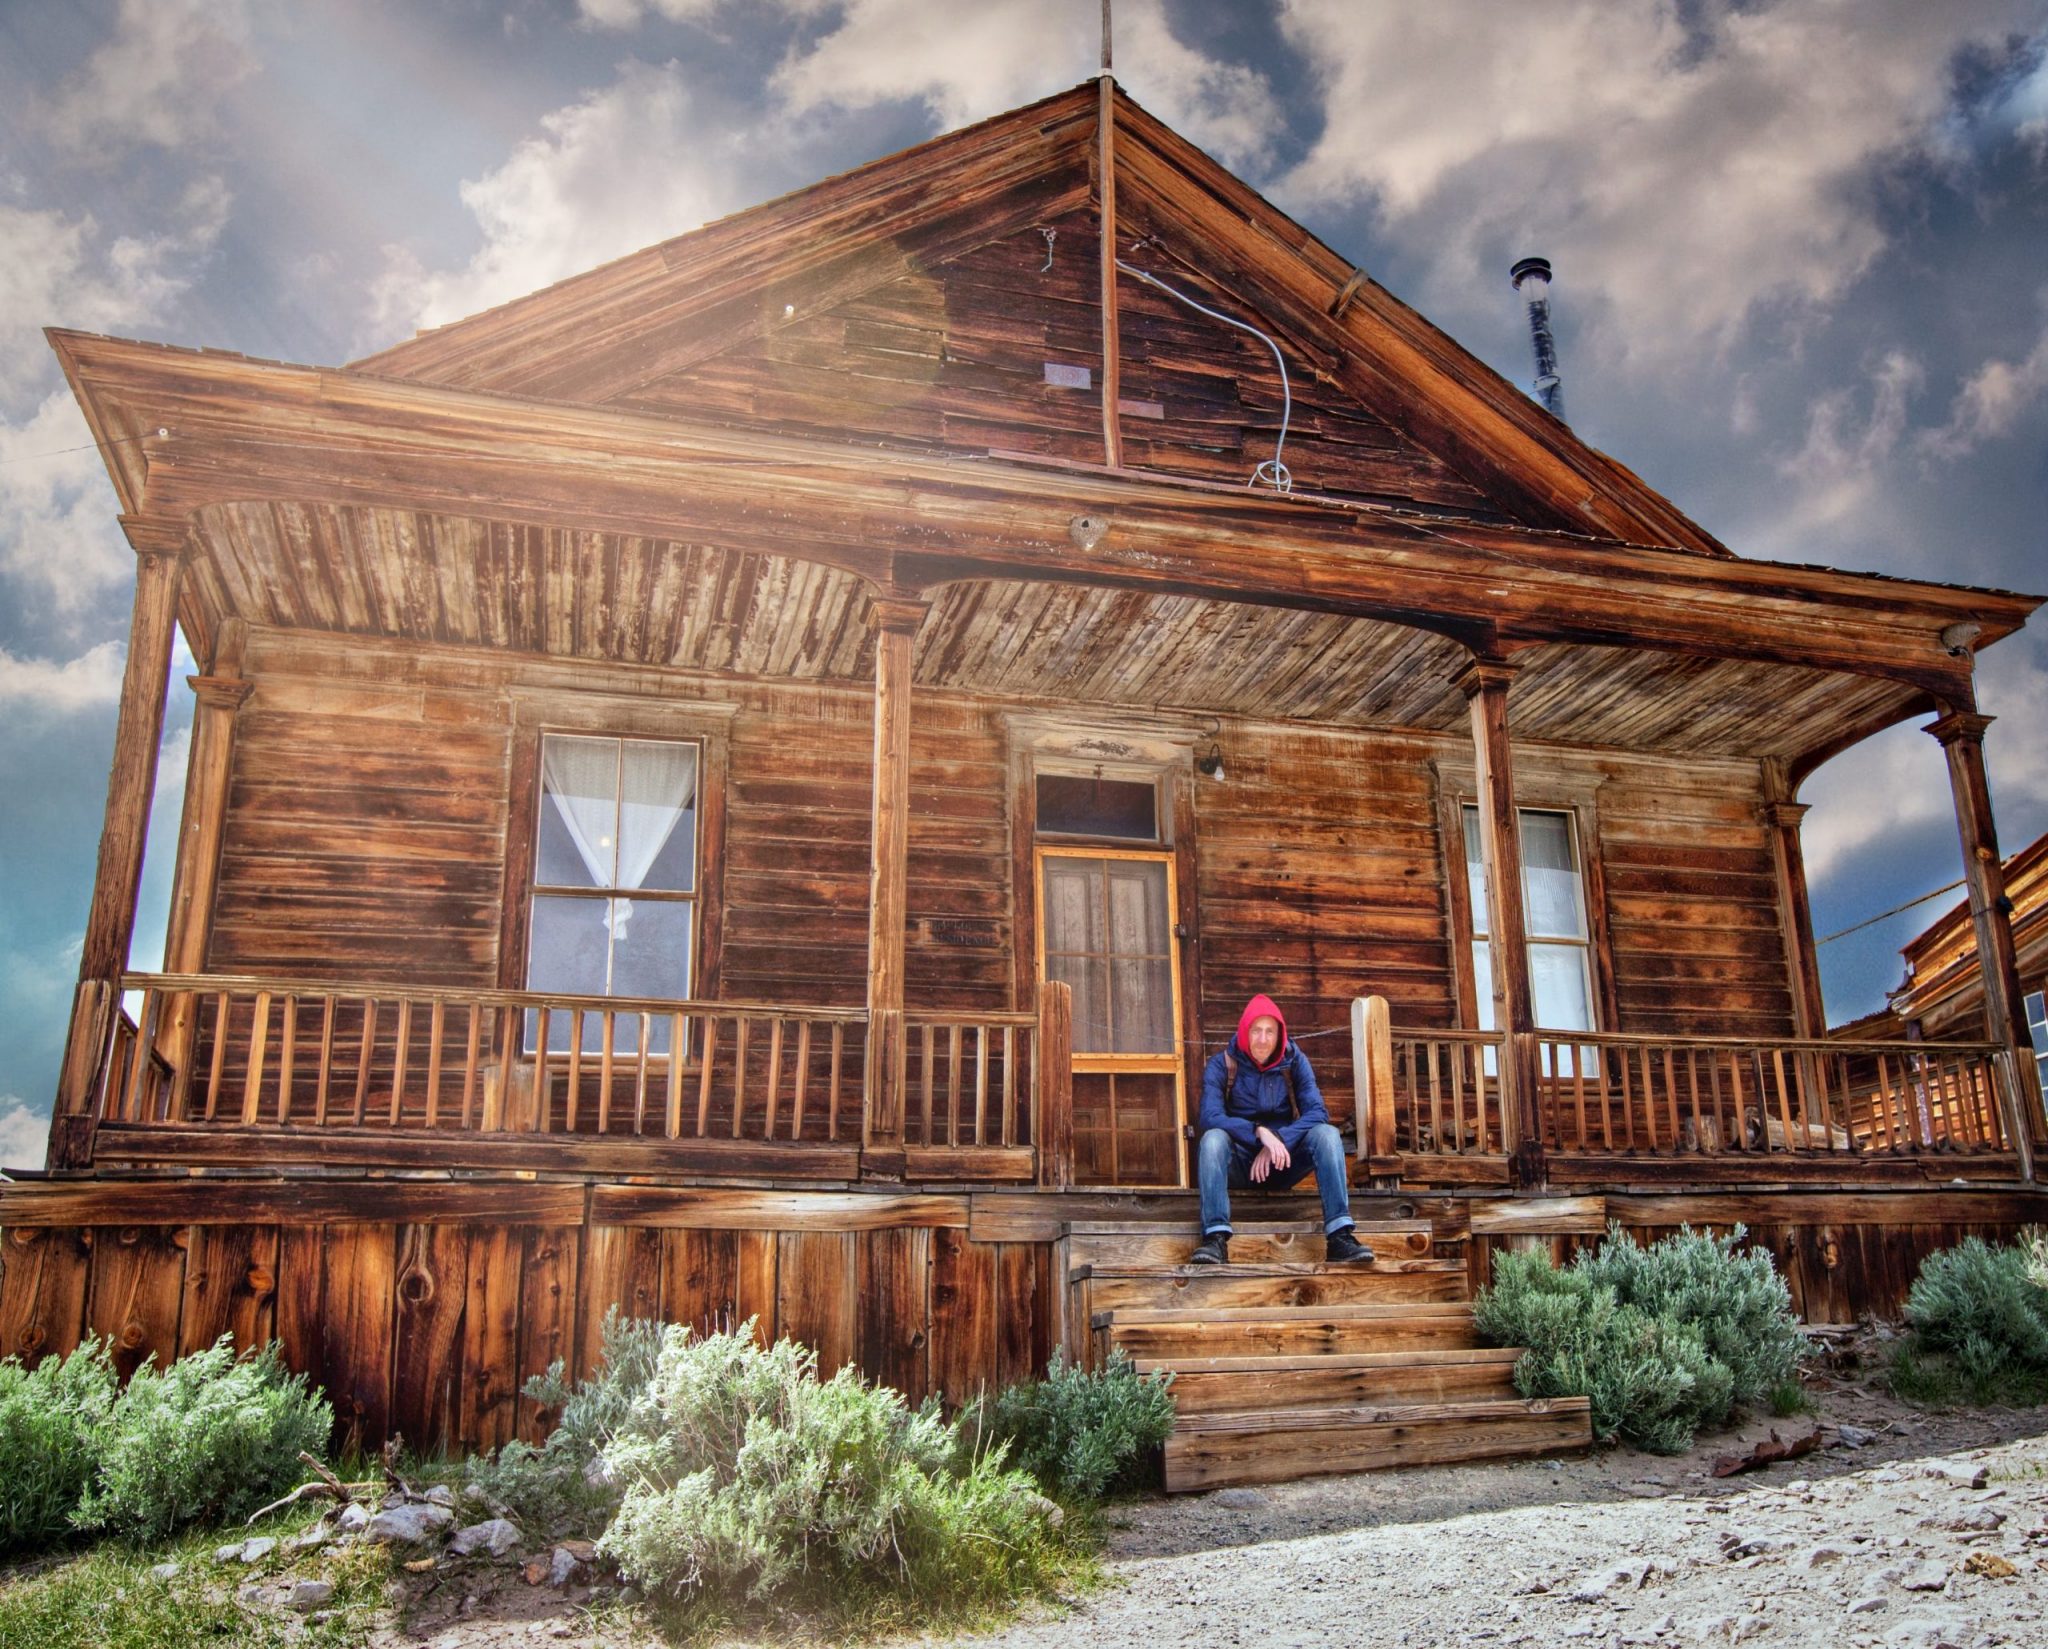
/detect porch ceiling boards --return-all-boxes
[191,498,1914,762]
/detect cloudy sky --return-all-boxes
[3,0,2046,1168]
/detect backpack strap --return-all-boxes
[1220,1046,1296,1109]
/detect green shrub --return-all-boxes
[972,1349,1176,1499]
[0,1338,117,1554]
[594,1322,1069,1617]
[74,1339,331,1542]
[464,1307,664,1538]
[1890,1236,2048,1407]
[1473,1224,1800,1454]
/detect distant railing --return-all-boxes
[903,1011,1038,1150]
[94,972,866,1145]
[1383,1025,1503,1157]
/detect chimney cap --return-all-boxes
[1510,256,1553,289]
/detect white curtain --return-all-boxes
[541,736,697,947]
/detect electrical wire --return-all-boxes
[1113,258,1293,492]
[0,426,166,468]
[1815,878,1966,947]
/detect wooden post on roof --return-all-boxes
[1096,74,1123,470]
[862,593,928,1174]
[1457,653,1546,1191]
[50,518,187,1167]
[156,621,253,1111]
[1761,759,1827,1043]
[1928,701,2043,1177]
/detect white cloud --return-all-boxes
[1754,351,1923,549]
[772,0,1280,171]
[0,639,126,713]
[577,0,723,27]
[0,1097,50,1172]
[47,0,257,154]
[369,59,765,338]
[1922,294,2048,459]
[1275,0,2044,367]
[0,391,132,616]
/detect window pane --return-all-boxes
[1462,806,1491,938]
[1104,860,1170,959]
[1035,774,1157,840]
[1470,940,1496,1033]
[620,742,698,892]
[537,735,619,887]
[1041,859,1105,957]
[1530,942,1594,1032]
[1048,953,1110,1053]
[1521,812,1586,940]
[610,897,693,1003]
[527,896,610,996]
[1109,957,1175,1054]
[2027,991,2047,1058]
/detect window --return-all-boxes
[2028,989,2047,1097]
[1035,772,1160,841]
[526,733,699,1052]
[1462,804,1598,1036]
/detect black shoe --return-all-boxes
[1326,1230,1376,1265]
[1189,1233,1229,1266]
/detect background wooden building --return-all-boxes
[4,81,2044,1487]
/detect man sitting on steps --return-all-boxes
[1189,994,1375,1267]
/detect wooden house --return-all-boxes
[5,81,2045,1488]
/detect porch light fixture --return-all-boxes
[1196,720,1226,781]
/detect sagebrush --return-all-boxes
[1473,1224,1801,1453]
[1890,1235,2048,1407]
[970,1349,1175,1499]
[0,1337,117,1554]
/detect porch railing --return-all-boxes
[903,1011,1039,1150]
[1357,1001,2022,1179]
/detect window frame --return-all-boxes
[497,697,732,1030]
[2027,988,2047,1096]
[1436,773,1617,1036]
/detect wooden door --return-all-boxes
[1037,847,1187,1186]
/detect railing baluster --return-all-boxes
[1617,1044,1636,1150]
[533,1006,553,1133]
[460,1002,481,1131]
[352,998,376,1125]
[204,992,231,1122]
[565,1011,584,1133]
[633,1011,653,1136]
[424,998,445,1129]
[1427,1041,1444,1154]
[388,998,411,1127]
[1873,1052,1898,1151]
[277,994,298,1124]
[974,1026,990,1147]
[947,1024,963,1147]
[667,1012,686,1139]
[123,989,158,1121]
[827,1022,843,1141]
[1002,1024,1016,1146]
[764,1018,785,1142]
[315,997,336,1127]
[1444,1040,1464,1152]
[597,1010,618,1134]
[697,1016,717,1138]
[733,1017,751,1140]
[1475,1042,1491,1153]
[792,1021,812,1141]
[243,991,272,1125]
[1770,1047,1795,1150]
[921,1025,936,1148]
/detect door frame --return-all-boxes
[1033,843,1190,1188]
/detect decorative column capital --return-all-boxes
[1453,655,1519,701]
[1928,710,1995,749]
[866,595,929,637]
[118,514,189,559]
[187,675,254,713]
[1765,800,1810,830]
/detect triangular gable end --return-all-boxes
[353,82,1728,556]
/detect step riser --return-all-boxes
[1107,1318,1482,1360]
[1163,1409,1591,1492]
[1082,1270,1466,1314]
[1067,1228,1435,1268]
[1163,1361,1522,1414]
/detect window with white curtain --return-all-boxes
[526,733,699,1053]
[2028,989,2047,1097]
[1462,804,1599,1043]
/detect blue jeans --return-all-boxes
[1198,1123,1355,1237]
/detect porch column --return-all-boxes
[1761,760,1827,1041]
[156,625,253,1097]
[862,594,928,1166]
[1456,654,1546,1191]
[1928,704,2044,1174]
[50,519,187,1166]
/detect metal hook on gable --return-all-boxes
[1038,228,1057,272]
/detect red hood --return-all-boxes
[1234,995,1289,1069]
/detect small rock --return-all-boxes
[1837,1423,1876,1448]
[363,1502,455,1545]
[1022,1491,1065,1529]
[1720,1532,1784,1561]
[522,1555,550,1586]
[238,1536,277,1564]
[285,1526,330,1554]
[1647,1614,1675,1636]
[547,1543,590,1587]
[424,1484,457,1507]
[450,1517,524,1559]
[1567,1563,1641,1602]
[1846,1595,1886,1615]
[1730,1616,1768,1643]
[290,1580,334,1613]
[213,1543,245,1565]
[1211,1486,1268,1510]
[1948,1509,2006,1533]
[1802,1545,1847,1569]
[148,1561,181,1582]
[1922,1460,1990,1491]
[1962,1551,2017,1579]
[235,1582,269,1606]
[336,1502,371,1533]
[1900,1560,1950,1593]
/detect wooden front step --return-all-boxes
[1063,1220,1436,1269]
[1162,1396,1594,1492]
[1142,1347,1525,1415]
[1102,1301,1482,1360]
[1073,1258,1467,1313]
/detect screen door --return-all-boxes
[1037,847,1186,1186]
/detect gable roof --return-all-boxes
[352,80,1730,557]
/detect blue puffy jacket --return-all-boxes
[1197,1038,1328,1153]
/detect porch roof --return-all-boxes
[50,327,2040,767]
